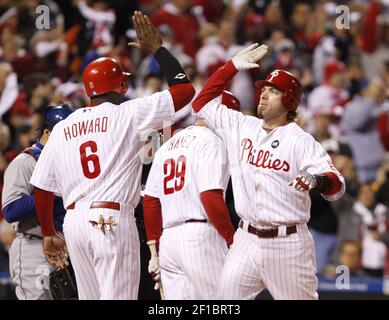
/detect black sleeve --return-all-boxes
[153,46,189,86]
[314,174,332,193]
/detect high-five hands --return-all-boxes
[128,11,162,54]
[232,43,268,71]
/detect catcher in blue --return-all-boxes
[1,105,72,300]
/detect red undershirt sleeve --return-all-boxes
[200,189,235,246]
[34,187,56,236]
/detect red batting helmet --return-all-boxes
[255,69,302,110]
[82,57,130,97]
[221,90,240,111]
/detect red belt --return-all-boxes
[239,221,297,238]
[67,201,120,211]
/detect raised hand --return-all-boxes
[128,11,162,54]
[232,43,268,71]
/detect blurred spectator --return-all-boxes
[191,0,223,23]
[347,60,368,99]
[333,154,359,197]
[29,26,70,81]
[134,23,193,89]
[236,11,268,45]
[376,155,389,207]
[311,109,352,157]
[196,18,254,111]
[338,241,366,277]
[51,81,88,109]
[323,240,368,278]
[289,2,323,55]
[377,61,389,150]
[196,18,238,78]
[151,0,202,59]
[73,0,116,52]
[309,186,340,274]
[273,38,302,70]
[22,72,53,114]
[0,34,36,77]
[263,1,285,29]
[342,78,386,183]
[331,183,389,278]
[0,62,18,120]
[132,73,164,98]
[312,34,337,84]
[308,107,354,273]
[308,60,349,137]
[361,0,389,78]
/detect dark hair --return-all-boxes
[287,109,299,122]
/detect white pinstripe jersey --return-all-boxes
[144,125,229,228]
[30,91,174,209]
[196,96,345,227]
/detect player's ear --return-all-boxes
[43,128,52,137]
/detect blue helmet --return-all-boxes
[41,105,73,133]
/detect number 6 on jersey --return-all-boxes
[79,140,101,179]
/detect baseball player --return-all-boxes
[143,91,239,300]
[1,105,73,300]
[192,44,345,300]
[29,11,195,300]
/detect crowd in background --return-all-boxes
[1,0,389,298]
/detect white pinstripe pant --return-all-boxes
[159,222,228,300]
[63,204,140,300]
[218,224,318,300]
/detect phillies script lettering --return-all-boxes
[240,138,290,171]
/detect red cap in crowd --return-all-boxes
[324,60,346,82]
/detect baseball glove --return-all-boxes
[49,263,78,300]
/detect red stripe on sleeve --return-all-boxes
[143,195,163,245]
[192,60,238,113]
[34,187,56,236]
[200,189,235,246]
[168,83,195,112]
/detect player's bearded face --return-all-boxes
[257,86,286,120]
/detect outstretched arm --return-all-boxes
[192,43,268,113]
[129,11,195,111]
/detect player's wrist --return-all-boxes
[42,229,56,237]
[313,174,331,193]
[151,44,162,55]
